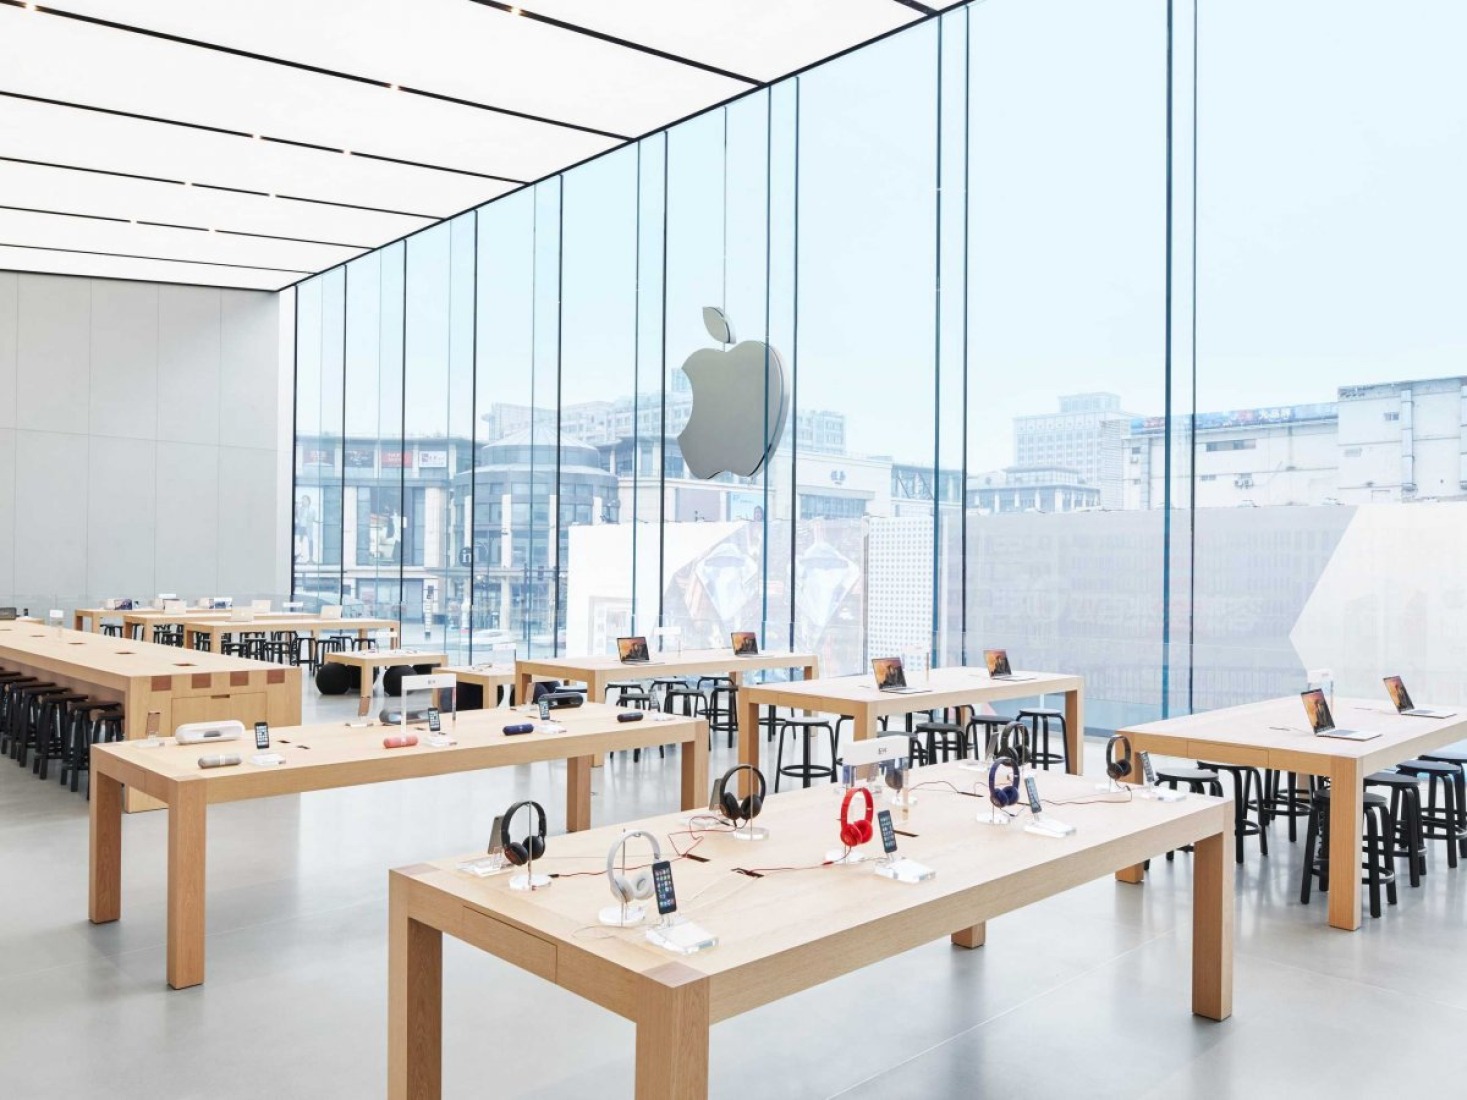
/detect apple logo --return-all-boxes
[677,307,789,479]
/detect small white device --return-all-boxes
[175,719,245,745]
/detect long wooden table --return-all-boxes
[90,702,709,990]
[738,666,1084,784]
[325,648,448,713]
[0,624,300,811]
[513,649,821,709]
[180,614,400,652]
[388,764,1231,1099]
[1119,695,1467,931]
[440,664,516,708]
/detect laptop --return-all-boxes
[872,657,927,695]
[731,631,760,657]
[1300,688,1379,741]
[985,649,1036,682]
[617,635,656,664]
[1384,676,1456,719]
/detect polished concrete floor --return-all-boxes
[4,687,1467,1098]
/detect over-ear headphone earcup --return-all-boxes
[997,785,1018,808]
[526,834,546,861]
[839,821,860,846]
[722,790,744,821]
[854,817,873,844]
[628,869,655,901]
[740,793,762,821]
[504,841,528,866]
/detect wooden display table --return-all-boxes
[439,664,516,707]
[388,764,1231,1099]
[90,702,709,990]
[737,666,1084,782]
[325,649,447,713]
[513,648,820,709]
[1118,695,1467,930]
[0,624,300,810]
[180,614,399,652]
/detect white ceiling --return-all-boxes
[0,0,960,291]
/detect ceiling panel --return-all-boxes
[54,0,754,137]
[0,208,358,272]
[0,97,503,216]
[0,245,293,290]
[0,160,430,245]
[0,8,620,182]
[0,0,943,287]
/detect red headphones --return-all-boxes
[839,787,875,847]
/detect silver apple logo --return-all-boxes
[677,307,789,479]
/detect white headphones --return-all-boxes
[605,830,663,903]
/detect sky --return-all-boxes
[297,0,1467,475]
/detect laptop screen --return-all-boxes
[1383,676,1414,713]
[985,649,1012,677]
[731,631,758,656]
[617,636,650,662]
[872,657,907,689]
[1301,688,1335,733]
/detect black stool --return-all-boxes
[914,720,968,763]
[1198,761,1268,864]
[613,684,662,763]
[1017,707,1068,771]
[1418,751,1467,859]
[1394,760,1467,867]
[35,691,88,780]
[1301,788,1397,918]
[966,715,1011,759]
[1262,770,1313,842]
[13,684,67,766]
[1366,771,1427,887]
[775,718,837,791]
[701,678,737,747]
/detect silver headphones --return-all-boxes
[605,830,663,903]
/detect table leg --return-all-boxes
[566,756,593,832]
[166,781,207,989]
[1116,752,1148,884]
[635,964,710,1100]
[738,693,761,782]
[358,665,374,717]
[1327,757,1364,931]
[1064,688,1084,776]
[1191,820,1234,1019]
[389,876,442,1100]
[514,670,533,710]
[89,768,124,924]
[683,722,709,811]
[951,922,986,949]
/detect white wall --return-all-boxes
[0,271,290,611]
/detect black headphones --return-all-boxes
[1106,734,1133,783]
[989,750,1021,810]
[997,721,1030,767]
[713,764,766,825]
[883,761,905,792]
[500,801,547,866]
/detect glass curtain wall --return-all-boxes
[292,0,1463,727]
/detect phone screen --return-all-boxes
[652,860,677,915]
[877,809,898,854]
[1024,776,1043,816]
[254,721,270,750]
[1140,751,1157,786]
[146,710,161,737]
[538,699,551,721]
[427,707,441,733]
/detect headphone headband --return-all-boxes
[989,751,1021,810]
[502,800,547,847]
[605,829,662,881]
[716,764,767,804]
[840,785,874,829]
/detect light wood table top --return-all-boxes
[388,764,1232,1098]
[90,702,709,990]
[440,664,516,702]
[514,648,821,706]
[1118,694,1467,930]
[180,615,399,650]
[325,649,448,714]
[0,622,284,681]
[738,666,1085,782]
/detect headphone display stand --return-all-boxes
[1096,778,1126,793]
[886,788,917,807]
[509,853,551,892]
[978,806,1012,827]
[599,845,647,925]
[823,847,868,865]
[456,852,510,878]
[729,821,769,842]
[645,916,718,955]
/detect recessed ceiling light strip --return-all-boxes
[0,239,313,273]
[0,204,371,249]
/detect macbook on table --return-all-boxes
[1301,688,1379,741]
[984,649,1035,682]
[1383,675,1456,719]
[617,635,656,664]
[872,657,927,695]
[731,631,760,657]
